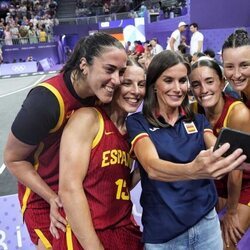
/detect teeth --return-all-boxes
[105,86,114,93]
[128,98,138,103]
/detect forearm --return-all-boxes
[226,171,242,213]
[60,188,103,249]
[142,158,192,182]
[6,161,57,203]
[197,41,202,52]
[169,39,175,50]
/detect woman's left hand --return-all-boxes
[221,211,244,247]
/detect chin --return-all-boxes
[232,84,246,92]
[100,97,113,104]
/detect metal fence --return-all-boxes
[0,35,56,47]
[58,11,136,25]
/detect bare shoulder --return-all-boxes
[64,107,100,135]
[228,103,250,132]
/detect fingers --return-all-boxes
[50,223,60,239]
[223,227,230,248]
[50,210,67,229]
[212,143,230,158]
[210,148,246,179]
[54,196,63,207]
[217,155,246,180]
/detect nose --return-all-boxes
[131,84,140,94]
[200,82,209,93]
[111,71,121,86]
[233,67,242,79]
[173,81,181,92]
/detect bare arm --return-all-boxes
[197,40,203,53]
[169,37,176,51]
[133,135,246,182]
[4,133,58,203]
[4,132,67,237]
[220,104,250,245]
[59,108,103,250]
[203,130,217,149]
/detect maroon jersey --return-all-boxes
[83,107,133,229]
[214,95,250,204]
[18,74,90,212]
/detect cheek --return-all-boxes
[243,68,250,78]
[223,68,233,78]
[181,84,188,94]
[191,88,200,98]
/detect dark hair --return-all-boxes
[190,22,198,29]
[191,59,223,81]
[204,49,215,58]
[61,32,125,79]
[178,44,186,54]
[143,50,194,127]
[222,29,250,54]
[193,52,205,58]
[183,53,192,63]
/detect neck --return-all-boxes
[242,80,250,100]
[204,96,225,128]
[102,105,127,135]
[71,72,93,99]
[159,106,179,126]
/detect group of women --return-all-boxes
[3,29,250,250]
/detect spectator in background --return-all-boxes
[132,40,144,60]
[4,24,13,45]
[150,38,163,56]
[189,23,204,56]
[177,44,186,54]
[191,52,205,64]
[28,23,38,44]
[39,27,47,42]
[125,41,133,55]
[138,41,153,72]
[10,22,20,45]
[204,48,215,59]
[166,21,188,51]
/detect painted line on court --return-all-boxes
[0,75,46,98]
[0,163,6,174]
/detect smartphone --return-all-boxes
[214,128,250,163]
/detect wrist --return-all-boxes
[226,205,238,214]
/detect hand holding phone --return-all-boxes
[214,128,250,163]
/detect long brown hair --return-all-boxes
[143,50,194,127]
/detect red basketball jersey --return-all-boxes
[18,74,92,212]
[83,107,133,229]
[214,95,250,202]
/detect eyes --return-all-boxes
[105,66,126,77]
[122,79,146,88]
[224,62,250,71]
[190,79,214,89]
[163,77,188,84]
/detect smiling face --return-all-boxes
[155,63,188,112]
[222,45,250,92]
[84,47,127,103]
[113,64,146,113]
[190,66,224,108]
